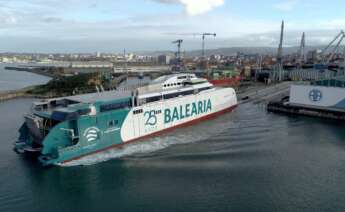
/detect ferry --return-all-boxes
[14,73,237,166]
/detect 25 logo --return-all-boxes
[144,110,157,126]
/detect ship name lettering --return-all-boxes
[164,99,212,124]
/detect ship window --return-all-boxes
[181,90,193,96]
[146,95,162,103]
[163,92,177,99]
[77,108,91,115]
[133,109,143,114]
[108,120,119,127]
[100,100,132,112]
[198,87,212,92]
[163,89,194,100]
[52,111,79,121]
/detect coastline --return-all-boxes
[0,64,52,102]
[0,86,49,102]
[4,65,57,78]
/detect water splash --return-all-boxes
[61,112,235,167]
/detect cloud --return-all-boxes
[274,0,298,11]
[42,17,62,23]
[152,0,224,16]
[320,19,345,29]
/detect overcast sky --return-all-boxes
[0,0,344,53]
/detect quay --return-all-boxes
[267,101,345,120]
[266,76,345,120]
[237,81,296,104]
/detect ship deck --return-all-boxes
[40,90,133,104]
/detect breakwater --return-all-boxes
[0,87,35,102]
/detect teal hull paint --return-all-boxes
[39,108,131,166]
[58,104,237,165]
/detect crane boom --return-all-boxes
[201,33,216,58]
[321,31,345,64]
[277,20,284,64]
[298,32,306,63]
[165,32,216,58]
[326,34,345,63]
[321,31,344,55]
[172,39,183,64]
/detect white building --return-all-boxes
[289,77,345,111]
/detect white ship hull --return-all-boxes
[121,87,237,142]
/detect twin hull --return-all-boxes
[48,88,237,165]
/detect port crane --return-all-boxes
[200,33,217,58]
[172,39,183,62]
[167,32,216,58]
[277,20,284,64]
[320,30,345,64]
[298,32,306,63]
[172,39,184,71]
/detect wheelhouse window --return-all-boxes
[138,95,162,105]
[100,100,132,112]
[198,86,213,92]
[177,76,187,79]
[133,109,143,114]
[108,120,119,127]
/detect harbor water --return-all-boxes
[0,97,345,212]
[0,64,50,91]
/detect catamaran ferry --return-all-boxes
[14,73,237,166]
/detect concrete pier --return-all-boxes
[267,102,345,121]
[237,82,298,104]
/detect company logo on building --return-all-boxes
[83,127,100,142]
[309,89,322,102]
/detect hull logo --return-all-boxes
[144,110,157,126]
[83,127,100,142]
[309,89,322,102]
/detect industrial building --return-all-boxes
[289,77,345,112]
[268,76,345,120]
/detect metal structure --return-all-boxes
[201,33,216,58]
[277,20,284,64]
[167,32,216,58]
[320,30,345,64]
[172,39,183,62]
[274,20,285,81]
[298,32,306,63]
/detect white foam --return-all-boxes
[61,113,234,167]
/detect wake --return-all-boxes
[61,112,235,167]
